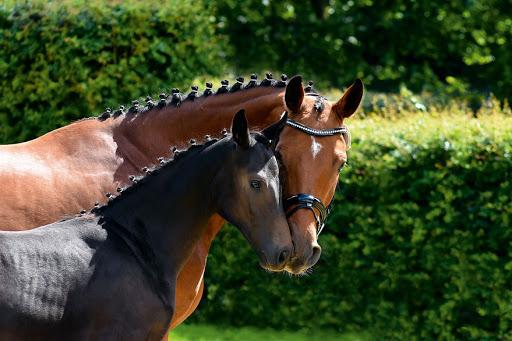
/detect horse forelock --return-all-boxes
[313,96,325,113]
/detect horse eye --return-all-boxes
[338,160,348,172]
[250,180,261,189]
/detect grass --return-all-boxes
[170,324,370,341]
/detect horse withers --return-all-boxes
[0,110,292,340]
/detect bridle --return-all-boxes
[281,110,351,236]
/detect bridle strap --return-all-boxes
[284,194,330,236]
[286,118,348,137]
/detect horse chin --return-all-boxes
[259,257,310,275]
[259,261,287,273]
[283,258,313,275]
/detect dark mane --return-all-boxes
[91,138,219,215]
[94,73,319,121]
[91,131,270,215]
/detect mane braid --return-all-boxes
[94,73,307,121]
[91,138,219,214]
[313,96,325,112]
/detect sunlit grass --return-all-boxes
[171,324,371,341]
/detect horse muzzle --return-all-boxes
[258,246,292,272]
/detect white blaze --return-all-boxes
[311,136,322,159]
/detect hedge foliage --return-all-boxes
[2,0,512,143]
[216,0,512,101]
[192,110,512,340]
[0,0,225,143]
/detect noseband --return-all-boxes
[282,111,350,236]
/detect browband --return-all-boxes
[286,118,348,137]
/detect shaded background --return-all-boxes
[1,1,511,339]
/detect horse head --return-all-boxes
[278,76,364,274]
[217,110,293,272]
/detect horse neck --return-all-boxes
[100,140,230,275]
[111,87,284,167]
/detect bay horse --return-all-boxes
[0,73,363,334]
[0,110,292,340]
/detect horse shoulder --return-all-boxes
[0,120,122,230]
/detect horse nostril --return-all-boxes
[278,249,290,266]
[308,245,322,266]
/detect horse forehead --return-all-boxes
[299,97,339,125]
[259,156,279,176]
[256,162,278,182]
[245,148,278,173]
[277,126,345,174]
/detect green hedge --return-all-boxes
[0,0,226,143]
[2,0,512,144]
[216,0,512,101]
[192,111,512,340]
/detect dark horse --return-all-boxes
[0,110,292,340]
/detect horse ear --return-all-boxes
[332,79,364,119]
[262,112,288,150]
[284,75,304,113]
[231,109,250,148]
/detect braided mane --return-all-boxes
[95,73,317,121]
[91,136,220,215]
[89,130,272,215]
[76,72,318,215]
